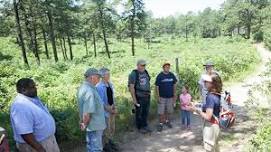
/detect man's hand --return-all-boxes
[157,97,161,104]
[37,146,46,152]
[111,106,118,115]
[80,123,86,131]
[21,133,46,152]
[135,103,140,107]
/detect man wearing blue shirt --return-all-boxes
[10,78,59,152]
[96,68,118,151]
[155,62,177,132]
[77,68,106,152]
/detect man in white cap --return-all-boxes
[155,61,177,132]
[128,59,152,134]
[198,61,216,104]
[77,68,106,152]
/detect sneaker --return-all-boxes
[187,125,191,130]
[139,128,148,134]
[181,124,186,130]
[165,121,173,128]
[157,123,163,132]
[143,126,153,133]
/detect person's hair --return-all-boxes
[16,78,34,93]
[210,73,223,93]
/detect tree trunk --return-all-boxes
[131,0,136,56]
[42,28,49,59]
[32,20,40,65]
[84,33,88,56]
[185,16,188,42]
[47,8,58,62]
[59,37,67,60]
[98,9,110,58]
[21,4,40,65]
[185,25,188,42]
[13,0,29,67]
[67,34,73,60]
[62,37,68,60]
[92,32,97,57]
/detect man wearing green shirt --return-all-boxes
[77,68,106,152]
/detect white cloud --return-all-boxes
[144,0,225,18]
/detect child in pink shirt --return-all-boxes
[179,86,192,129]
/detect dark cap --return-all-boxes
[84,68,101,78]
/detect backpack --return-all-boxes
[133,69,151,92]
[213,91,236,129]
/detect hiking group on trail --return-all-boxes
[4,59,227,152]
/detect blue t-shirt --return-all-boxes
[155,72,177,98]
[202,93,221,117]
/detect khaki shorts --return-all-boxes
[158,97,174,115]
[203,121,220,152]
[16,135,60,152]
[104,114,116,143]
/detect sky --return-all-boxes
[144,0,225,18]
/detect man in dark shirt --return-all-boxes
[155,62,177,132]
[128,59,152,134]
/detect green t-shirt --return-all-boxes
[77,81,106,131]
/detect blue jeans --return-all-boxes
[86,130,104,152]
[181,110,191,126]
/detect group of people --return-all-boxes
[8,59,222,152]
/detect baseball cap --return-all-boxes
[137,59,147,66]
[84,68,101,78]
[162,61,171,67]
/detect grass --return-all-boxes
[0,35,260,149]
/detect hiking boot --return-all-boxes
[139,128,148,134]
[109,140,119,151]
[165,121,173,128]
[143,126,152,133]
[103,143,114,152]
[157,123,163,132]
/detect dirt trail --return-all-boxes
[119,43,271,152]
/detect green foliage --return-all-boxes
[250,123,271,152]
[253,31,264,42]
[0,36,260,147]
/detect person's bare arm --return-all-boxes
[21,134,46,152]
[155,86,160,103]
[173,83,177,103]
[81,113,91,131]
[129,84,138,105]
[196,108,213,121]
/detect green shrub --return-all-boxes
[0,36,260,147]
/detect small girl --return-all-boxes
[179,85,192,130]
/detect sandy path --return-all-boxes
[119,43,271,152]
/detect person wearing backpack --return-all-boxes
[128,59,152,134]
[198,61,216,104]
[191,73,222,152]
